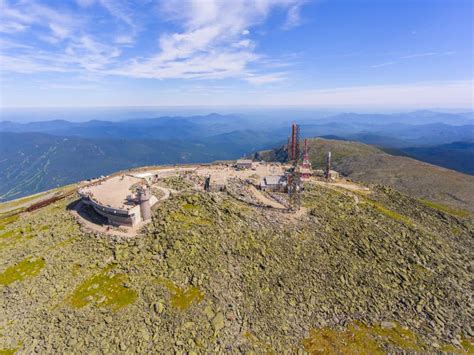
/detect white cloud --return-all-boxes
[98,0,135,27]
[0,22,27,33]
[0,0,78,40]
[0,53,71,73]
[245,72,287,84]
[48,23,71,40]
[0,0,124,73]
[373,51,459,68]
[0,0,304,84]
[400,52,436,59]
[112,0,303,81]
[283,2,305,29]
[114,35,134,45]
[371,61,397,68]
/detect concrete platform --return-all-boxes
[82,175,142,211]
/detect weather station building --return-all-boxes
[78,175,158,227]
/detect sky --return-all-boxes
[0,0,473,109]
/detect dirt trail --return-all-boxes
[248,185,286,209]
[312,179,370,193]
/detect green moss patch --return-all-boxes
[0,215,19,231]
[371,202,414,226]
[419,199,470,218]
[357,195,415,227]
[303,322,425,354]
[169,202,213,228]
[0,230,15,240]
[0,257,45,286]
[460,338,474,353]
[156,277,204,311]
[68,266,137,311]
[303,323,382,354]
[371,323,424,351]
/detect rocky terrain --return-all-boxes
[0,172,473,353]
[255,138,474,213]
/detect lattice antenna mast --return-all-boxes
[288,122,301,210]
[303,139,309,161]
[294,124,300,166]
[290,122,300,166]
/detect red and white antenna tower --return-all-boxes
[301,139,311,169]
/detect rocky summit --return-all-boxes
[0,177,473,353]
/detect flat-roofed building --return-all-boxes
[235,159,254,170]
[260,175,287,192]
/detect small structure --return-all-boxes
[260,175,287,192]
[313,168,339,180]
[235,159,253,170]
[325,151,332,179]
[328,170,340,180]
[204,175,226,192]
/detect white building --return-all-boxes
[260,175,287,192]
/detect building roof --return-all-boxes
[81,175,144,210]
[236,159,253,164]
[264,175,284,185]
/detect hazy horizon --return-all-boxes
[1,106,473,123]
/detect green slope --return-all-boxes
[0,180,472,353]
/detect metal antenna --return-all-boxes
[325,151,332,179]
[288,122,301,210]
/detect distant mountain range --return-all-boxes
[0,111,473,202]
[1,111,473,144]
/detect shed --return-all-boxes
[260,175,286,192]
[235,159,253,170]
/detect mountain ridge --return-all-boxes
[0,163,472,353]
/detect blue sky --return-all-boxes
[0,0,472,109]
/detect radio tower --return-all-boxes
[290,123,300,165]
[302,139,311,168]
[288,123,301,210]
[300,139,312,180]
